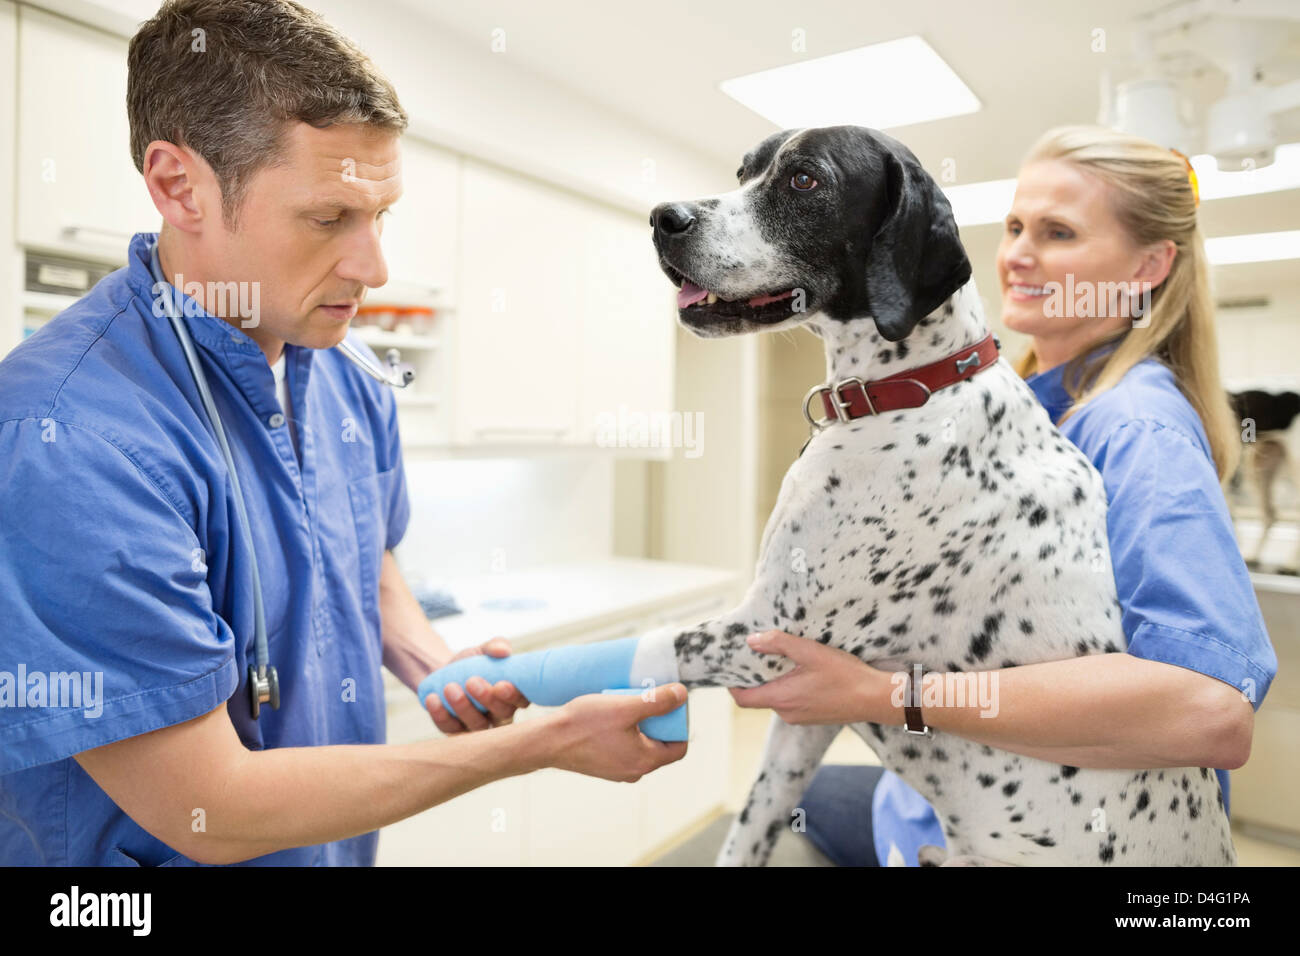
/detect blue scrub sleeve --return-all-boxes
[0,419,238,775]
[1092,419,1277,709]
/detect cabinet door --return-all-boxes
[1,0,18,359]
[377,686,526,866]
[17,7,158,261]
[574,201,677,452]
[454,159,581,443]
[379,139,459,302]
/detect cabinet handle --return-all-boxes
[473,426,570,438]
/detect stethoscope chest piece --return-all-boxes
[248,665,280,720]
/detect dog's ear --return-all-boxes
[864,140,972,341]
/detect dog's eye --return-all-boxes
[791,172,818,191]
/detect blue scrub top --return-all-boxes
[872,349,1277,867]
[0,232,410,865]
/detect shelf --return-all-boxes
[352,328,442,351]
[367,277,446,303]
[22,290,81,315]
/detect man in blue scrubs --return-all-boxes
[0,0,685,866]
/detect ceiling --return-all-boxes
[57,0,1300,296]
[395,0,1300,180]
[396,0,1300,296]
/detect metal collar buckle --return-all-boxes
[801,377,874,431]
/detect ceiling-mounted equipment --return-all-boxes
[1100,0,1300,170]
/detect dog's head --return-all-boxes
[650,125,971,342]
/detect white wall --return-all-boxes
[27,0,728,207]
[306,0,726,214]
[395,454,615,586]
[1218,290,1300,393]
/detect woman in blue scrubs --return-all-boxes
[732,125,1277,866]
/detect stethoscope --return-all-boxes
[148,240,414,718]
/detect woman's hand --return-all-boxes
[729,630,894,725]
[425,637,532,734]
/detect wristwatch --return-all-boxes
[904,663,932,737]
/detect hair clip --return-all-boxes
[1169,148,1200,207]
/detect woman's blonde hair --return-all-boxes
[1010,124,1239,482]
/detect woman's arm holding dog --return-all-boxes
[731,630,1253,771]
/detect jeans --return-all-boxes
[799,764,885,867]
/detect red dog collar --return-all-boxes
[802,333,1000,429]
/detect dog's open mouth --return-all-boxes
[662,262,799,322]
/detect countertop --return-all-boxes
[1250,570,1300,596]
[419,557,739,652]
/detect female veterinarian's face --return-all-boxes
[995,159,1156,351]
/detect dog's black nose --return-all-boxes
[651,203,696,237]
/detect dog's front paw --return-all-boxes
[917,844,947,867]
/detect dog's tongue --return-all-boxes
[677,280,709,309]
[748,289,795,307]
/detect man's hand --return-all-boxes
[425,637,532,734]
[544,684,690,782]
[728,630,892,725]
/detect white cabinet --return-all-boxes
[453,159,676,451]
[454,159,583,443]
[1,0,19,359]
[16,7,158,262]
[379,139,460,303]
[575,200,677,453]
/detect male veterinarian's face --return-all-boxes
[191,122,402,356]
[650,127,890,338]
[995,159,1149,341]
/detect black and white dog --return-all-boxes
[634,125,1236,866]
[1230,390,1300,574]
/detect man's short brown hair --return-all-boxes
[128,0,409,230]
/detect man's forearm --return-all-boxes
[194,718,556,864]
[378,550,454,690]
[872,653,1241,770]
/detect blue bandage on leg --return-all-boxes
[416,636,687,741]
